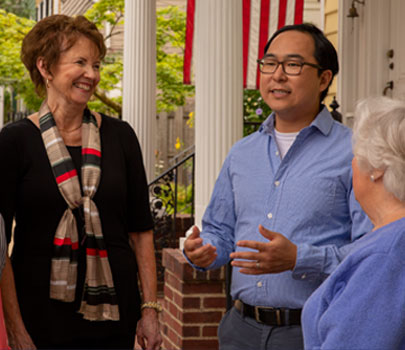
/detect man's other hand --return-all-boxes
[230,225,297,274]
[184,226,217,268]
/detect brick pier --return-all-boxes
[161,248,226,350]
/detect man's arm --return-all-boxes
[231,186,372,278]
[129,230,162,350]
[230,225,297,274]
[184,155,236,270]
[184,226,217,268]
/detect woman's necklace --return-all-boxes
[58,123,82,133]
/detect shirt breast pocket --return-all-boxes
[284,178,336,226]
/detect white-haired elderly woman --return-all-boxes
[302,96,405,350]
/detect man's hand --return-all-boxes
[136,309,162,350]
[230,225,297,274]
[184,226,217,268]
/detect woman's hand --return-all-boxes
[7,329,36,350]
[129,231,161,349]
[135,308,162,350]
[1,256,36,349]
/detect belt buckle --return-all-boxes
[254,306,282,326]
[254,306,262,323]
[276,309,282,326]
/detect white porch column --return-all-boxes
[0,86,4,129]
[194,0,244,226]
[53,0,60,15]
[122,0,156,181]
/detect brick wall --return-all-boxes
[162,249,226,350]
[155,214,194,293]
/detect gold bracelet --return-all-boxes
[141,301,163,313]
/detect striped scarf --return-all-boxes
[39,102,119,321]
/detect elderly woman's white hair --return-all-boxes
[353,96,405,201]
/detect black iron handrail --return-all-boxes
[148,151,195,284]
[169,144,195,166]
[149,151,195,230]
[149,151,195,188]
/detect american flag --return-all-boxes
[183,0,304,89]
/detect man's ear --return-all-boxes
[319,69,333,93]
[36,57,52,81]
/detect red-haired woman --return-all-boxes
[0,15,161,349]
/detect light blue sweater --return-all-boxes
[302,218,405,350]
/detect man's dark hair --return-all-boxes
[264,23,339,102]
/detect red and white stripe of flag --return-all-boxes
[183,0,304,89]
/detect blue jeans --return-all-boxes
[218,307,303,350]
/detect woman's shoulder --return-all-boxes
[100,113,133,131]
[338,219,405,279]
[100,113,139,140]
[358,219,405,256]
[0,118,38,142]
[2,117,36,131]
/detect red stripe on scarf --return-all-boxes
[54,237,79,250]
[82,148,101,157]
[56,170,77,184]
[86,248,108,258]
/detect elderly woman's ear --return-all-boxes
[370,169,384,182]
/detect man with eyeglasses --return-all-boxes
[184,23,371,350]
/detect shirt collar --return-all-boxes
[259,105,334,136]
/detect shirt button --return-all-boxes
[274,181,280,187]
[275,151,279,156]
[257,281,263,287]
[267,212,273,219]
[301,274,307,280]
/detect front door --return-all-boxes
[338,0,405,124]
[389,0,405,99]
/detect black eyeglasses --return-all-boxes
[257,58,323,76]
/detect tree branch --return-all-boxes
[104,30,124,41]
[93,89,122,115]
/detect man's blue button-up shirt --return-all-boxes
[191,106,372,309]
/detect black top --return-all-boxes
[0,115,153,345]
[0,214,5,278]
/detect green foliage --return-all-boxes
[87,53,123,116]
[84,0,124,116]
[0,9,41,111]
[84,0,124,32]
[158,183,193,215]
[177,183,193,214]
[156,6,194,113]
[85,2,194,115]
[243,89,271,136]
[0,0,35,19]
[0,0,193,118]
[3,89,11,122]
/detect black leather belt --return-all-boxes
[234,300,302,326]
